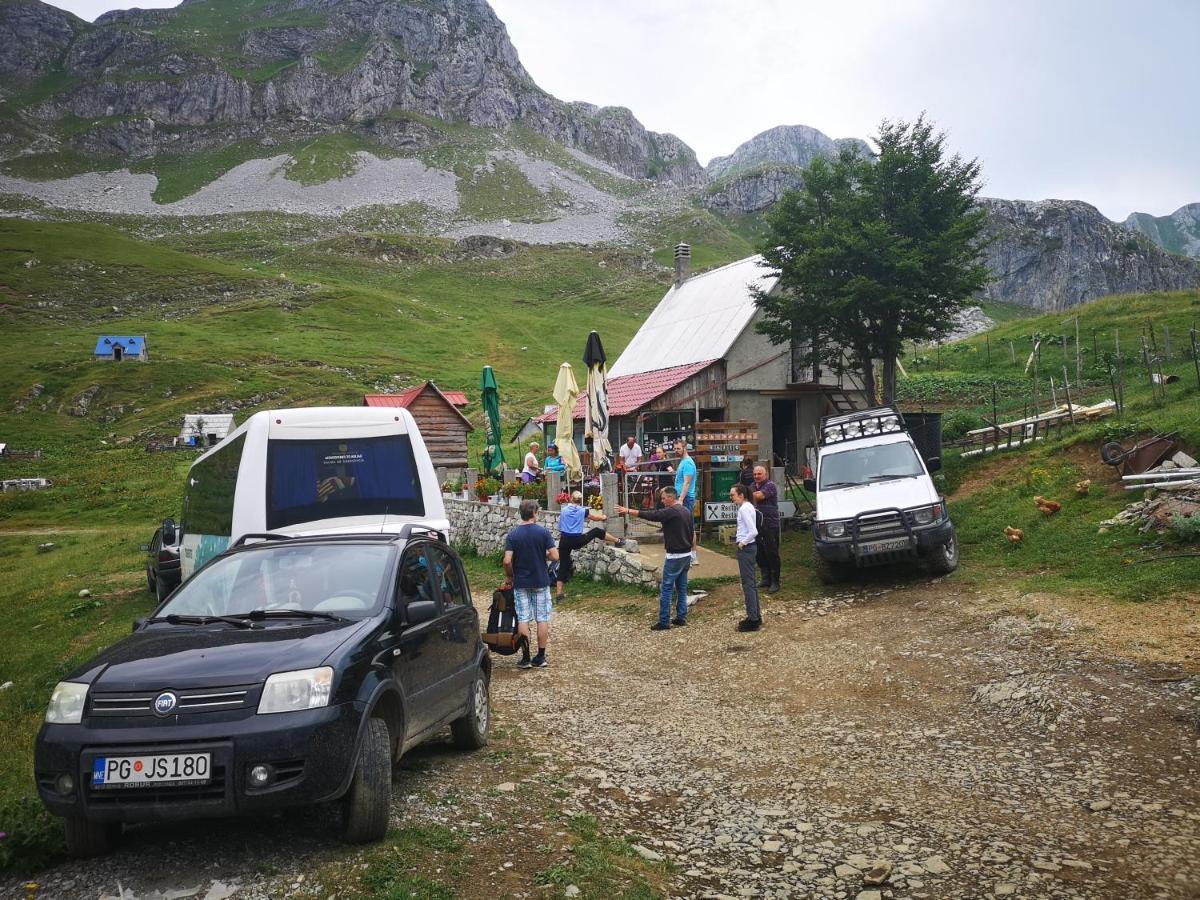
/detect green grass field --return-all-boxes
[1,205,1198,872]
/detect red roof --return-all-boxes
[537,360,717,423]
[365,385,468,409]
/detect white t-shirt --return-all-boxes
[522,451,539,475]
[619,442,642,467]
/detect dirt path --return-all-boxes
[498,580,1199,899]
[6,579,1197,899]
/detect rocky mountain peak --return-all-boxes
[1123,202,1200,259]
[706,123,871,180]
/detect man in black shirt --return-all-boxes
[617,486,694,631]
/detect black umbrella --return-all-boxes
[583,331,611,466]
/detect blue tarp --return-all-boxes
[94,336,145,357]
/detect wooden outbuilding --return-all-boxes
[363,383,473,468]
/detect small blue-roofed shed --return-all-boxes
[94,336,147,362]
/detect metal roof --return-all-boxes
[608,255,778,378]
[363,383,473,429]
[94,335,146,356]
[538,360,717,423]
[364,385,467,408]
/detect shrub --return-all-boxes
[1171,512,1200,542]
[942,410,983,442]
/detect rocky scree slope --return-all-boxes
[0,0,703,185]
[1123,203,1200,259]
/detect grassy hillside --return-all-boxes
[901,290,1200,604]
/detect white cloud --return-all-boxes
[37,0,1200,218]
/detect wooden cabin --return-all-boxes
[363,383,472,468]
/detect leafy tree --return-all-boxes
[754,115,991,404]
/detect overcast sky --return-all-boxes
[46,0,1198,220]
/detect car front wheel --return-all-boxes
[64,815,121,857]
[340,717,391,844]
[925,531,960,575]
[450,667,490,750]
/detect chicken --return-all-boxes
[1004,525,1024,544]
[1034,496,1062,516]
[1075,479,1091,496]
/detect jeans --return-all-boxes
[658,556,690,625]
[737,544,761,621]
[756,524,780,583]
[557,528,607,583]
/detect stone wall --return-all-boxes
[444,497,659,590]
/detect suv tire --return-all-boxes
[64,815,121,857]
[925,531,960,575]
[813,550,850,584]
[450,667,491,750]
[341,717,391,844]
[155,576,171,603]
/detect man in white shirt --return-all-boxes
[618,435,642,470]
[730,483,761,632]
[521,442,541,483]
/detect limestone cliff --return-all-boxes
[1123,204,1200,259]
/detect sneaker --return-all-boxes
[531,652,548,668]
[517,650,532,668]
[554,593,566,605]
[758,578,771,589]
[614,538,627,548]
[736,618,762,633]
[671,616,688,627]
[650,622,671,631]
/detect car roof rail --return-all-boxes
[232,532,293,547]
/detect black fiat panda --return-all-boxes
[35,528,490,856]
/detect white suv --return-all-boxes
[805,408,958,583]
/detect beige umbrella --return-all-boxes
[553,362,582,481]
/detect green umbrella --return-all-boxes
[480,365,505,474]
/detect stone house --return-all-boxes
[542,244,869,471]
[94,335,147,361]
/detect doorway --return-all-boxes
[112,345,124,361]
[771,399,797,472]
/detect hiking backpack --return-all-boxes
[482,585,528,656]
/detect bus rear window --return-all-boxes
[267,436,424,529]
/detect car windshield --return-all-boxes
[159,543,394,620]
[819,441,925,489]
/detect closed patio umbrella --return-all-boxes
[583,330,612,470]
[480,365,505,474]
[552,362,582,481]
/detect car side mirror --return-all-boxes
[926,457,942,473]
[404,600,438,627]
[802,478,816,493]
[132,618,147,632]
[161,518,177,545]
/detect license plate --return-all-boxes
[860,537,911,554]
[91,752,211,789]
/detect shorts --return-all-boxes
[514,586,553,623]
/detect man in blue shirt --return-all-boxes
[503,500,560,669]
[555,490,625,602]
[672,438,698,565]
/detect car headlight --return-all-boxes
[910,503,944,526]
[257,667,333,715]
[46,682,88,724]
[824,521,846,538]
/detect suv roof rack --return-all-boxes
[819,407,906,447]
[230,524,445,549]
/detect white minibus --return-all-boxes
[171,407,449,579]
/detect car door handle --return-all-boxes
[440,626,453,637]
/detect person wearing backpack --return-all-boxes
[503,500,560,668]
[730,483,762,632]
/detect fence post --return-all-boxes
[1164,325,1171,360]
[1191,327,1200,389]
[436,466,447,489]
[600,472,622,538]
[1062,366,1075,426]
[1009,341,1016,363]
[464,468,477,501]
[546,471,562,512]
[502,468,517,486]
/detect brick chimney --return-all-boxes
[673,242,691,286]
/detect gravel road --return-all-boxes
[6,578,1197,899]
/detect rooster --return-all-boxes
[1034,496,1062,517]
[1004,526,1024,544]
[1075,479,1091,496]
